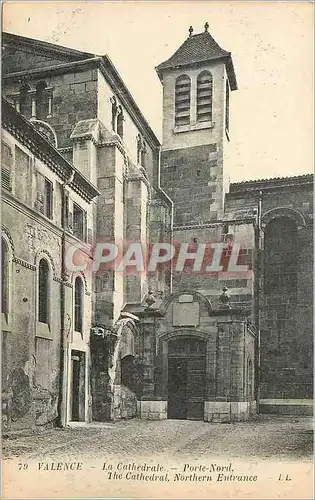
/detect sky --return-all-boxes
[2,1,314,182]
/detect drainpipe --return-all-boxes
[254,190,263,413]
[156,146,174,293]
[57,169,75,427]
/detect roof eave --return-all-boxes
[156,54,237,90]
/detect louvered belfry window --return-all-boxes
[1,142,12,191]
[197,71,213,123]
[175,75,191,126]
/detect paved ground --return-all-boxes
[2,415,313,462]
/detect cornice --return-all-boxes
[12,257,36,271]
[2,99,100,203]
[3,57,100,82]
[173,218,255,231]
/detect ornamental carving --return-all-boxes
[29,119,58,148]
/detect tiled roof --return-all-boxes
[230,174,313,192]
[156,30,237,90]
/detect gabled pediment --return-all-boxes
[2,32,95,75]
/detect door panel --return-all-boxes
[187,357,206,420]
[167,338,206,421]
[167,358,187,419]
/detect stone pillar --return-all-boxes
[125,174,149,304]
[46,88,53,118]
[29,90,37,119]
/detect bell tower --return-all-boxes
[156,23,237,224]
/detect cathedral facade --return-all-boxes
[1,26,312,430]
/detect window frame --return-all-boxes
[196,70,213,124]
[38,258,51,325]
[174,74,191,127]
[74,276,84,335]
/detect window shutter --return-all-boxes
[197,71,213,123]
[83,211,87,243]
[1,143,13,191]
[68,211,73,232]
[45,178,53,219]
[35,171,45,213]
[87,228,93,245]
[175,75,191,126]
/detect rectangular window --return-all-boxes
[1,142,13,191]
[35,171,53,219]
[73,203,86,241]
[45,178,53,219]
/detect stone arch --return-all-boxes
[34,249,57,279]
[71,270,90,296]
[160,289,212,316]
[158,328,210,344]
[262,206,306,231]
[1,225,15,257]
[30,119,58,147]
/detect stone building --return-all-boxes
[2,98,99,428]
[1,25,313,429]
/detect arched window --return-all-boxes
[19,84,31,117]
[264,217,297,296]
[38,259,50,323]
[36,81,49,120]
[175,75,191,126]
[117,106,124,139]
[1,238,9,314]
[74,277,84,333]
[197,71,213,123]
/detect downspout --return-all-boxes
[156,145,174,293]
[57,169,75,427]
[254,190,263,413]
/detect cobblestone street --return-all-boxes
[3,415,313,461]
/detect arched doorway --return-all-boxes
[167,336,206,420]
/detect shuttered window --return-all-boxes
[175,75,191,126]
[1,142,13,191]
[35,171,53,219]
[1,238,9,314]
[73,203,87,242]
[197,71,213,123]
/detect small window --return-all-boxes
[36,81,49,120]
[38,259,50,324]
[136,134,147,168]
[73,203,86,241]
[35,172,53,219]
[45,178,53,219]
[1,142,13,191]
[74,277,84,333]
[110,96,118,131]
[19,84,31,117]
[197,71,213,123]
[117,106,124,139]
[140,141,147,168]
[175,75,191,126]
[1,238,9,314]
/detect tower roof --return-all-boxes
[156,25,237,90]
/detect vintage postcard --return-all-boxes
[1,1,313,499]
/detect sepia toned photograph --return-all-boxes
[1,1,313,498]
